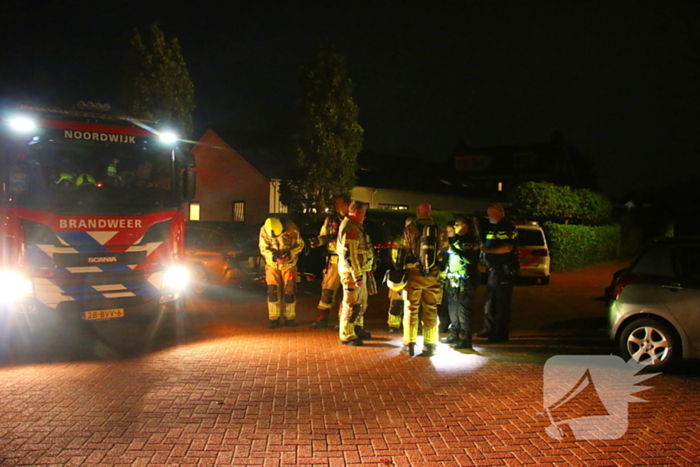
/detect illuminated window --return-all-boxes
[232,201,245,222]
[378,204,409,210]
[497,182,503,192]
[189,202,200,221]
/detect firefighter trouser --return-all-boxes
[265,265,297,320]
[447,279,475,340]
[482,267,514,340]
[315,259,341,323]
[403,268,443,346]
[339,272,368,342]
[387,288,404,329]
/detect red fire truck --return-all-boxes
[0,103,196,345]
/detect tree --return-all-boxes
[574,188,612,225]
[511,182,576,223]
[279,46,364,215]
[121,22,195,137]
[511,181,612,225]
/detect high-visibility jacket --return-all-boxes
[316,213,345,255]
[337,217,374,282]
[484,217,519,270]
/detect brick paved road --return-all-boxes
[0,261,698,466]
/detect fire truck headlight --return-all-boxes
[0,270,33,303]
[8,116,37,133]
[162,265,189,291]
[159,131,178,144]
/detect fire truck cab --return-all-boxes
[0,104,196,344]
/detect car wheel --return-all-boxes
[190,266,210,295]
[619,318,679,372]
[540,276,550,285]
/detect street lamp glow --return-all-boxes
[9,116,36,133]
[159,131,178,144]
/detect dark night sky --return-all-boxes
[1,1,698,198]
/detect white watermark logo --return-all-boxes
[543,355,658,440]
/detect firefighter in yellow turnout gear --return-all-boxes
[259,217,305,328]
[385,217,415,332]
[310,195,350,328]
[397,203,449,356]
[337,201,374,345]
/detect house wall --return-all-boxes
[191,130,270,225]
[351,186,491,214]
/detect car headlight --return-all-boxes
[0,270,33,303]
[162,265,189,291]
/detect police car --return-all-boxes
[477,220,551,285]
[513,221,551,285]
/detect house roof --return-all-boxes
[357,151,471,196]
[205,124,295,180]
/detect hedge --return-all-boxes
[542,222,620,272]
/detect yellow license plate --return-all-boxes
[84,308,125,321]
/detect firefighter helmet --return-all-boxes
[264,217,284,237]
[385,268,407,292]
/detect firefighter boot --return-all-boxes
[401,343,416,357]
[354,325,372,340]
[421,344,437,357]
[268,319,280,329]
[310,309,329,329]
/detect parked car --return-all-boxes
[365,218,404,277]
[514,221,551,284]
[608,236,700,371]
[184,221,262,294]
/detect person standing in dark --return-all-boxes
[441,216,482,350]
[476,203,519,343]
[438,220,456,333]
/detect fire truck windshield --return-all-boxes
[3,144,183,215]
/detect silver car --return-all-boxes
[608,237,700,371]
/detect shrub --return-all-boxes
[542,222,620,271]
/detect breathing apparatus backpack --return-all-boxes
[417,222,439,276]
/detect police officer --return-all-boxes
[398,203,449,357]
[259,217,305,328]
[440,216,481,350]
[310,195,351,328]
[337,201,374,346]
[477,203,519,343]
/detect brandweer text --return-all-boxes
[59,219,142,229]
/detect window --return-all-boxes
[232,201,245,222]
[516,228,545,247]
[378,204,408,210]
[189,202,200,221]
[633,246,675,278]
[455,155,489,171]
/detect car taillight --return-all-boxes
[612,273,642,300]
[374,242,397,249]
